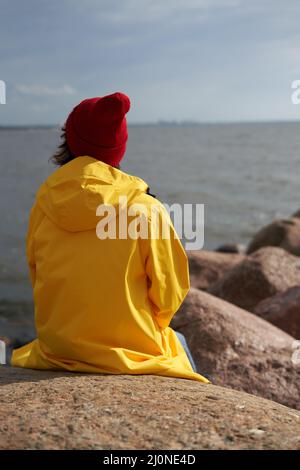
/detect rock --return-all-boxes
[0,367,299,450]
[254,286,300,338]
[187,250,245,290]
[215,243,246,254]
[170,288,300,410]
[247,217,300,256]
[208,247,300,312]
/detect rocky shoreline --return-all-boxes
[1,209,300,449]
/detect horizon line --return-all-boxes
[1,118,300,128]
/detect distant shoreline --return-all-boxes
[1,120,300,130]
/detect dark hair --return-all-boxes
[50,125,75,166]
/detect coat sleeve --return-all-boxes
[26,202,45,288]
[142,202,190,329]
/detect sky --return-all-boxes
[0,0,300,125]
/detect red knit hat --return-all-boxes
[65,92,130,167]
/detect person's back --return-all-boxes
[11,92,209,384]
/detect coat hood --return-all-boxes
[36,156,149,232]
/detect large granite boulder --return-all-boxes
[188,250,244,290]
[0,367,299,450]
[171,288,300,410]
[247,217,300,256]
[254,286,300,338]
[208,247,300,312]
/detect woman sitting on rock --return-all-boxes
[11,92,208,384]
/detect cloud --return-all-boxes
[67,0,241,25]
[1,0,299,124]
[16,84,77,96]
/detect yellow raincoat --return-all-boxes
[12,156,209,383]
